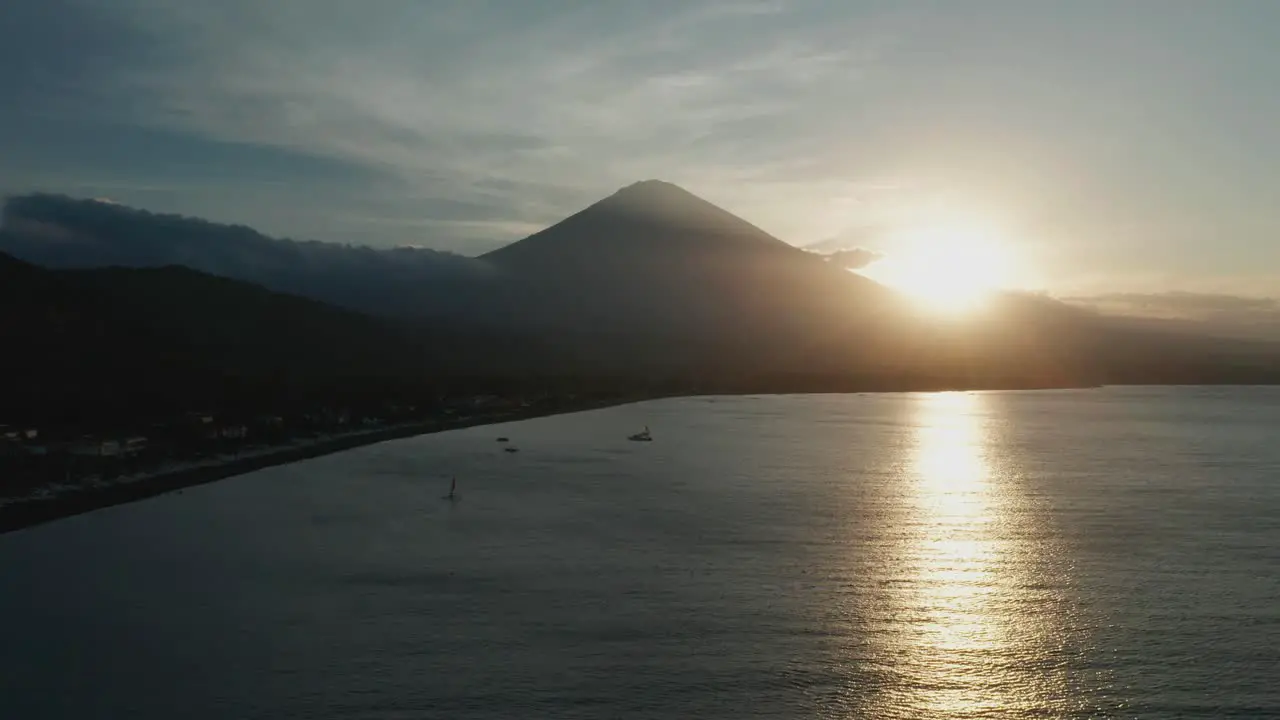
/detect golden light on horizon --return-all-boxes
[862,222,1015,314]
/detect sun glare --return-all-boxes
[863,223,1014,314]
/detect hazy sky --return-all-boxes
[2,0,1278,295]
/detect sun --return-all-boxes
[861,223,1014,314]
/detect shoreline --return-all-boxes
[0,394,650,537]
[6,380,1261,537]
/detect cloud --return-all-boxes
[0,193,495,315]
[1,0,903,249]
[1068,291,1280,320]
[816,247,887,270]
[1066,291,1280,341]
[10,0,1278,296]
[125,3,873,179]
[802,224,889,269]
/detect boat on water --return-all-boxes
[443,476,459,501]
[504,446,520,453]
[628,426,653,442]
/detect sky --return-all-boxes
[2,0,1278,299]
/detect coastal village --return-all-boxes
[0,390,595,528]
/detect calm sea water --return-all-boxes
[2,388,1279,719]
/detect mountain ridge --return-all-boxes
[3,184,1280,390]
[0,250,438,425]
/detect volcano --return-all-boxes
[480,180,893,341]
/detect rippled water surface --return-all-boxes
[3,387,1279,718]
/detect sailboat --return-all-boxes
[443,476,459,501]
[628,425,653,442]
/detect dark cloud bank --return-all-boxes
[0,193,498,320]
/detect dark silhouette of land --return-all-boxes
[3,180,1280,532]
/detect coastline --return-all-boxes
[0,394,650,537]
[0,380,1191,537]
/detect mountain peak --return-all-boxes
[595,179,717,216]
[610,178,687,197]
[482,179,793,268]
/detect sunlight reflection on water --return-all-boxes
[887,391,1071,717]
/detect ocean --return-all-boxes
[2,387,1278,718]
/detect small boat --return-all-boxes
[442,476,459,501]
[496,437,509,442]
[628,426,653,442]
[504,447,520,453]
